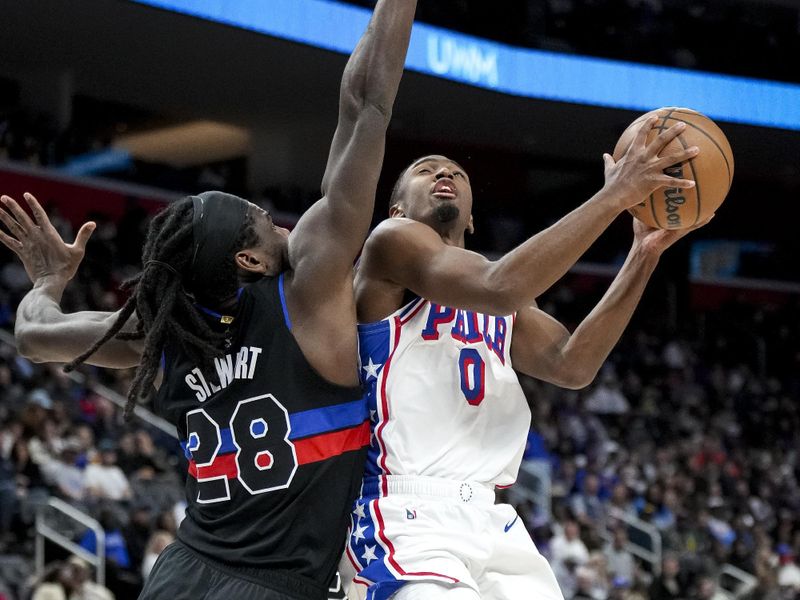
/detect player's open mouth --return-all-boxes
[432,181,456,199]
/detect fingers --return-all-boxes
[632,116,658,150]
[23,193,58,233]
[654,146,699,170]
[72,222,97,251]
[602,153,615,171]
[663,215,714,243]
[0,227,22,252]
[0,201,26,240]
[646,121,687,158]
[1,194,37,234]
[654,175,696,189]
[651,213,715,246]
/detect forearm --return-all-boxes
[340,0,417,118]
[559,244,659,385]
[306,0,417,276]
[15,277,139,367]
[15,275,71,358]
[489,187,623,309]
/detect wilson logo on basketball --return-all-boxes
[663,163,688,227]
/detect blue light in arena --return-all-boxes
[131,0,800,131]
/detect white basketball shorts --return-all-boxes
[339,475,564,600]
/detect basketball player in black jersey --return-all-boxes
[0,1,417,599]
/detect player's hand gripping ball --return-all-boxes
[613,107,734,230]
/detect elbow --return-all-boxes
[484,268,523,316]
[15,325,46,363]
[340,87,393,125]
[538,351,599,390]
[557,365,599,390]
[560,375,595,391]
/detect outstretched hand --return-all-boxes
[632,212,714,257]
[0,193,95,285]
[603,117,699,211]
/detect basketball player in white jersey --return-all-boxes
[340,120,710,600]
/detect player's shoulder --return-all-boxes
[369,216,428,237]
[365,218,441,256]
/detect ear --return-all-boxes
[235,250,270,275]
[467,214,475,235]
[389,204,405,219]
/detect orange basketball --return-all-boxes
[612,107,734,230]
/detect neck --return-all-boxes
[434,222,467,248]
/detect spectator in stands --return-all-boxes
[571,565,600,600]
[776,545,800,592]
[122,501,153,573]
[141,530,174,581]
[552,519,591,595]
[83,439,131,502]
[584,368,630,415]
[648,553,688,599]
[586,551,611,599]
[652,486,679,532]
[78,509,131,572]
[607,482,637,519]
[696,575,727,600]
[604,526,635,583]
[570,472,606,526]
[132,430,168,476]
[71,425,95,463]
[27,414,64,471]
[156,506,180,536]
[41,441,85,503]
[30,556,114,600]
[31,560,81,600]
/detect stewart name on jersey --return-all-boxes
[154,275,369,596]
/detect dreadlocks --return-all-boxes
[65,196,260,419]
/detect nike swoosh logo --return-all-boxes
[504,515,519,532]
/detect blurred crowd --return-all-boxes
[502,282,800,599]
[0,344,186,600]
[346,0,800,83]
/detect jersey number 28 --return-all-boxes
[186,394,298,503]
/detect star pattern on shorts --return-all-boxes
[352,523,368,543]
[353,502,367,520]
[361,544,378,565]
[362,357,382,380]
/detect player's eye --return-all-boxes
[454,171,465,178]
[418,168,431,174]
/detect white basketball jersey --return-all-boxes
[358,297,531,489]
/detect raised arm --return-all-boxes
[1,193,142,368]
[287,0,418,295]
[359,120,699,317]
[510,215,712,388]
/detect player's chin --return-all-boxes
[433,202,460,224]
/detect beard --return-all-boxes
[434,202,460,224]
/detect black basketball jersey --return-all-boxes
[155,274,368,599]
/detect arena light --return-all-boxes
[113,120,251,168]
[130,0,800,131]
